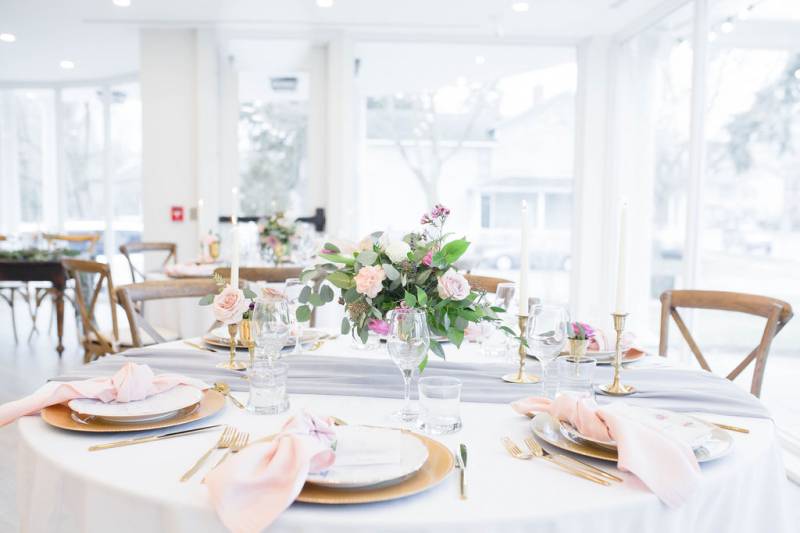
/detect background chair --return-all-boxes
[213,266,303,284]
[658,289,793,397]
[119,241,177,283]
[465,274,513,294]
[116,279,219,347]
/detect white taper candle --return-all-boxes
[614,200,628,315]
[519,200,530,316]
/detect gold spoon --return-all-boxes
[214,382,245,409]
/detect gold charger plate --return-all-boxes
[203,329,325,350]
[40,389,225,433]
[296,430,455,504]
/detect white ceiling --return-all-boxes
[0,0,749,83]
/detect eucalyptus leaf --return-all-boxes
[416,286,428,307]
[319,253,355,265]
[404,291,417,307]
[340,317,351,335]
[308,293,324,307]
[418,354,429,373]
[242,287,258,299]
[454,316,468,331]
[416,269,432,285]
[343,287,360,303]
[447,327,465,347]
[429,339,445,359]
[298,285,311,304]
[383,263,400,281]
[326,271,354,289]
[198,294,214,306]
[357,324,369,344]
[296,305,312,322]
[356,250,378,265]
[319,284,335,303]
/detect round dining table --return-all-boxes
[15,337,795,533]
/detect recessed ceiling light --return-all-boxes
[720,19,735,33]
[316,0,334,7]
[475,55,486,65]
[112,0,131,6]
[511,2,529,13]
[60,60,75,70]
[0,33,16,43]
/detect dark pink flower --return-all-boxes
[367,318,390,336]
[422,249,433,267]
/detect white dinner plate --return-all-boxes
[532,412,734,463]
[68,385,203,423]
[306,426,429,489]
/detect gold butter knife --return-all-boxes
[88,424,222,451]
[184,340,217,352]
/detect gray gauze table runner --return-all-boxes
[52,348,771,419]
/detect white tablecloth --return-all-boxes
[15,339,795,533]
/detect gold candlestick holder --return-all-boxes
[598,312,636,396]
[502,315,540,384]
[239,318,255,367]
[217,322,247,370]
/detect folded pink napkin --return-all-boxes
[165,262,217,278]
[0,362,208,427]
[512,395,701,507]
[205,411,336,533]
[586,327,644,356]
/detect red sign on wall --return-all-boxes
[171,206,184,222]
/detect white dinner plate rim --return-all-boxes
[306,426,429,489]
[67,385,203,420]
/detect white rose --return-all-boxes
[437,270,471,301]
[384,240,411,264]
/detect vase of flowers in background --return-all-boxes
[567,322,593,363]
[201,231,221,262]
[560,321,597,397]
[296,205,507,370]
[258,213,295,265]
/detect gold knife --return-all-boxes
[458,443,468,499]
[184,340,217,353]
[88,424,223,451]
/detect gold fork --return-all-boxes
[523,437,622,483]
[212,431,250,469]
[180,426,236,482]
[501,437,610,486]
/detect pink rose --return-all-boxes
[422,250,433,267]
[261,287,287,302]
[354,265,386,299]
[367,318,389,336]
[437,270,470,301]
[212,284,250,325]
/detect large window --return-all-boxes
[357,42,577,304]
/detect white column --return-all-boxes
[326,33,358,239]
[196,29,221,243]
[307,44,329,215]
[0,92,20,234]
[684,0,709,290]
[218,50,239,229]
[140,29,199,264]
[571,37,614,327]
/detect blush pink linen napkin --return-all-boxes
[512,395,701,507]
[205,411,336,533]
[0,362,208,427]
[586,327,645,357]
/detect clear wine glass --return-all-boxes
[252,297,292,364]
[283,278,307,355]
[493,282,517,311]
[386,308,430,423]
[526,304,569,399]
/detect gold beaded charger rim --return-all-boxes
[596,383,637,396]
[296,430,455,505]
[501,372,541,384]
[203,329,326,350]
[40,389,225,433]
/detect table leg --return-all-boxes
[54,289,65,356]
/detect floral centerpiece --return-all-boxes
[296,205,507,367]
[567,321,595,362]
[201,231,220,262]
[258,213,296,264]
[198,273,258,324]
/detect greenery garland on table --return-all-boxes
[296,205,513,369]
[0,248,81,262]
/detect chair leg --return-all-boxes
[10,289,18,344]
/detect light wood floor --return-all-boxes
[0,296,797,531]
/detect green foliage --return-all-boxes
[296,305,312,323]
[198,294,214,306]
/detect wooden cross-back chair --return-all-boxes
[658,289,793,397]
[62,258,121,363]
[116,279,219,348]
[213,266,303,284]
[43,233,101,255]
[119,242,177,284]
[465,275,513,294]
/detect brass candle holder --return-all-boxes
[598,312,636,396]
[502,315,540,384]
[239,318,255,367]
[217,322,247,370]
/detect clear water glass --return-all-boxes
[417,377,462,435]
[480,323,512,360]
[526,305,569,399]
[247,361,289,414]
[283,278,307,355]
[494,283,517,311]
[386,308,430,423]
[557,356,597,399]
[252,298,292,363]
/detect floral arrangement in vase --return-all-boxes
[296,205,506,367]
[201,231,221,263]
[258,213,296,264]
[567,322,595,362]
[199,273,258,324]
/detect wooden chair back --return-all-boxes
[658,289,793,397]
[43,233,101,255]
[62,258,120,363]
[465,275,513,294]
[116,279,219,347]
[213,266,303,283]
[119,241,177,283]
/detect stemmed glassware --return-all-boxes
[526,305,569,398]
[386,308,430,422]
[251,297,292,364]
[283,278,307,355]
